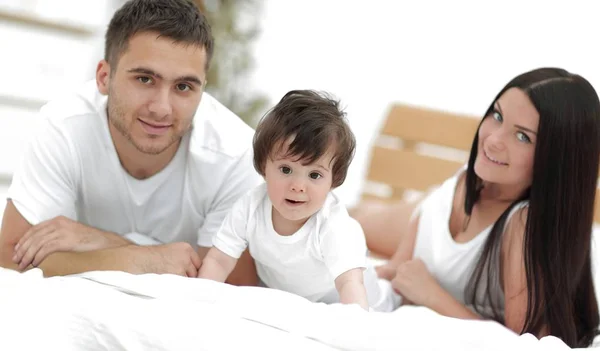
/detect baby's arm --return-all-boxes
[197,247,238,282]
[335,268,369,310]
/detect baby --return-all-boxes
[198,90,390,311]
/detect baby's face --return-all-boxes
[264,143,334,232]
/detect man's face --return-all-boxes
[97,31,207,155]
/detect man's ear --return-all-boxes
[96,60,111,95]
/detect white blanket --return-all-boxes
[0,268,593,351]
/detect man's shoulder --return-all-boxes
[188,92,257,161]
[38,80,103,131]
[26,81,105,157]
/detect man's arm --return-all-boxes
[0,200,201,277]
[0,201,32,271]
[0,200,132,274]
[13,215,132,270]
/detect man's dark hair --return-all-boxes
[105,0,214,71]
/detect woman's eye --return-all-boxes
[516,132,531,143]
[492,111,503,122]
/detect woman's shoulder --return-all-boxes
[451,170,467,210]
[502,202,530,245]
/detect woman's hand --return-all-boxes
[375,264,397,281]
[391,258,441,307]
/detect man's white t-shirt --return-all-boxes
[213,183,369,302]
[8,80,262,247]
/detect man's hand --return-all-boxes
[12,216,130,270]
[141,242,202,277]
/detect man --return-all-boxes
[0,0,261,284]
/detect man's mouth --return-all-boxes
[138,119,172,135]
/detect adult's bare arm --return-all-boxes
[0,200,200,277]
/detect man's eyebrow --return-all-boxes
[127,67,163,79]
[177,75,203,86]
[127,67,203,86]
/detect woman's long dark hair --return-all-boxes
[464,68,600,348]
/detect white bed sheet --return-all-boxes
[1,267,595,351]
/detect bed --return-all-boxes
[0,267,593,351]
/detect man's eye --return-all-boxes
[176,83,191,92]
[137,76,152,84]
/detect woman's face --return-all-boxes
[474,88,539,189]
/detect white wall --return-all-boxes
[251,0,600,206]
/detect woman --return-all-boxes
[354,68,600,348]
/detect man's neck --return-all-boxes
[109,123,181,180]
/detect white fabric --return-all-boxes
[213,183,384,307]
[412,171,527,314]
[0,267,588,351]
[123,232,162,246]
[8,80,262,247]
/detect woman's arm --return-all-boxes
[374,211,420,280]
[425,283,481,319]
[391,258,481,319]
[501,207,548,337]
[350,200,418,258]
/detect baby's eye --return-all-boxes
[309,172,322,180]
[280,166,291,175]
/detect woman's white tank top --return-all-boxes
[412,170,526,313]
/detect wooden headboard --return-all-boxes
[362,103,600,223]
